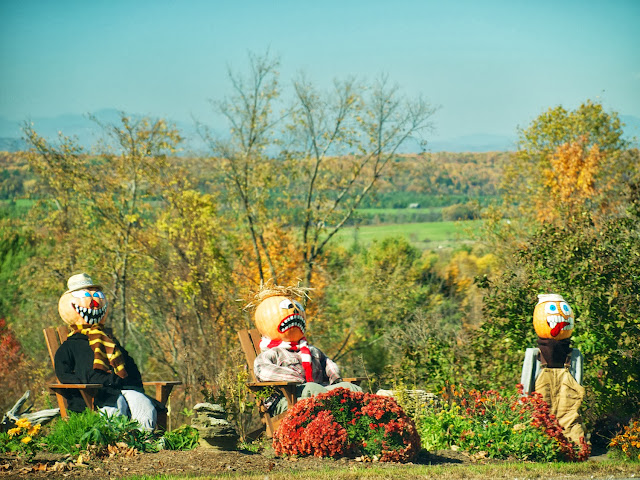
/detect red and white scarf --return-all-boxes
[260,337,313,382]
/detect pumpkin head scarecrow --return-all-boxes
[54,273,158,431]
[520,293,588,450]
[532,293,574,340]
[251,284,362,415]
[58,273,109,327]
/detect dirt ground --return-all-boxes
[0,445,471,479]
[1,442,628,480]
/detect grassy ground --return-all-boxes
[331,220,481,250]
[126,458,640,480]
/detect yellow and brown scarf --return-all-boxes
[69,324,128,378]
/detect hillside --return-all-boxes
[0,151,507,209]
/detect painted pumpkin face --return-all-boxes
[58,287,109,326]
[533,294,574,340]
[254,295,306,342]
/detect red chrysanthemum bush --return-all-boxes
[273,388,421,462]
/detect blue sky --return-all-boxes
[1,0,639,142]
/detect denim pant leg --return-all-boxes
[99,394,129,418]
[121,389,157,431]
[273,382,329,415]
[326,381,363,393]
[298,382,329,398]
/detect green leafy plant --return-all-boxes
[415,384,590,461]
[43,409,157,455]
[160,425,199,450]
[43,409,105,454]
[81,413,158,453]
[198,367,257,440]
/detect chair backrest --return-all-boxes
[43,325,71,372]
[237,328,262,383]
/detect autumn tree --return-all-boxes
[288,75,437,287]
[502,100,630,226]
[200,52,284,286]
[204,52,437,290]
[23,115,183,347]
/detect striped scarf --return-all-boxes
[260,337,313,382]
[69,324,128,379]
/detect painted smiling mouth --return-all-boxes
[278,313,306,334]
[72,303,107,325]
[547,315,573,337]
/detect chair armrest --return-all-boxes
[47,383,103,389]
[246,381,299,407]
[143,381,183,386]
[142,381,182,404]
[47,383,103,413]
[246,381,299,387]
[342,377,366,385]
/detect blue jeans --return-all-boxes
[99,389,157,431]
[273,382,362,415]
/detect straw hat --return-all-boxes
[65,273,102,294]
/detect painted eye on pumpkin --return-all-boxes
[279,299,294,310]
[93,291,105,299]
[71,290,91,298]
[545,303,559,314]
[560,302,571,315]
[293,300,304,313]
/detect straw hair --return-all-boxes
[244,281,312,311]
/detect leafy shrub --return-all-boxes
[44,410,157,454]
[81,413,158,453]
[416,385,590,462]
[0,418,43,458]
[609,420,640,461]
[273,388,420,462]
[441,202,480,221]
[43,410,105,454]
[160,425,199,450]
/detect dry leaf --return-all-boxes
[51,462,67,472]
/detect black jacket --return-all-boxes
[54,330,145,412]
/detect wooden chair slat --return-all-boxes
[56,325,68,344]
[238,329,259,382]
[43,327,62,376]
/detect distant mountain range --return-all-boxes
[1,110,638,154]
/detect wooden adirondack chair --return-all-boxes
[238,328,363,438]
[44,325,181,430]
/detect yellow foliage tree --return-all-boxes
[536,135,602,223]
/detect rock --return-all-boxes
[193,403,226,417]
[190,403,238,451]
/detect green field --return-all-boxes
[356,207,442,215]
[331,219,481,250]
